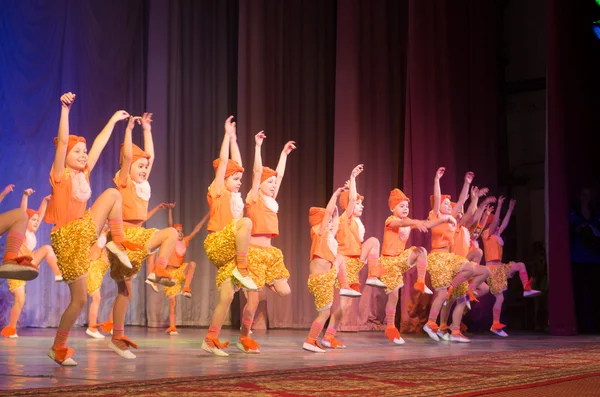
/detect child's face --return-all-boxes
[27,214,39,232]
[259,176,277,198]
[440,198,452,215]
[225,172,243,193]
[175,226,184,240]
[352,200,364,217]
[130,158,149,183]
[66,142,88,170]
[393,201,410,218]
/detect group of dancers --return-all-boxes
[0,92,541,365]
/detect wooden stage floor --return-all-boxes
[1,327,598,391]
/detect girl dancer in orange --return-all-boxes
[237,132,295,353]
[422,168,489,343]
[106,112,181,359]
[379,188,451,345]
[304,186,351,353]
[1,189,62,338]
[85,225,112,339]
[0,184,36,281]
[162,206,208,336]
[45,92,134,366]
[201,116,257,357]
[482,197,541,337]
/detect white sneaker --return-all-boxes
[365,278,387,288]
[523,289,542,298]
[8,333,18,339]
[232,268,258,290]
[490,328,508,337]
[105,241,133,269]
[423,324,440,342]
[424,285,433,295]
[108,341,136,359]
[145,279,159,293]
[302,341,326,353]
[239,327,253,335]
[321,338,347,349]
[201,340,229,357]
[236,341,260,354]
[436,331,450,341]
[47,349,77,366]
[54,275,63,282]
[391,336,405,345]
[169,330,178,336]
[466,299,472,311]
[339,288,362,297]
[450,333,471,343]
[86,329,105,339]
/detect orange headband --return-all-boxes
[54,135,86,154]
[388,189,410,211]
[339,191,364,211]
[309,207,326,227]
[26,209,38,219]
[120,143,151,166]
[212,159,245,178]
[260,167,278,184]
[173,224,183,229]
[430,194,452,209]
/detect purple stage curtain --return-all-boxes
[0,1,147,328]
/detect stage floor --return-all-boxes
[1,327,599,391]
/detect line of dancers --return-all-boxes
[0,93,541,365]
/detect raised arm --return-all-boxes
[467,195,496,228]
[210,116,234,196]
[497,199,516,235]
[229,118,242,167]
[53,93,76,179]
[116,116,137,187]
[345,164,364,218]
[319,186,345,236]
[168,203,175,227]
[0,184,14,205]
[37,194,51,221]
[20,189,34,211]
[432,167,445,217]
[248,131,265,204]
[273,140,296,199]
[489,196,505,235]
[188,212,210,241]
[452,171,474,218]
[145,202,170,223]
[458,185,480,227]
[141,112,155,177]
[87,109,130,172]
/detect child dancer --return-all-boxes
[0,184,36,281]
[85,226,112,339]
[1,189,62,338]
[45,92,134,366]
[202,116,257,357]
[379,188,450,345]
[237,132,295,353]
[422,168,488,343]
[304,186,349,353]
[162,207,208,336]
[106,112,180,359]
[482,197,542,337]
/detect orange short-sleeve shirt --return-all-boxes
[246,194,279,237]
[482,230,503,262]
[114,173,148,222]
[428,211,455,250]
[451,226,471,257]
[207,186,234,233]
[168,236,191,268]
[44,168,90,229]
[381,216,413,256]
[336,212,362,257]
[310,226,336,263]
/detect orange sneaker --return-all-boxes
[491,321,506,331]
[384,327,405,345]
[350,283,361,293]
[99,320,113,333]
[1,326,18,338]
[322,335,347,349]
[165,326,178,335]
[153,266,176,287]
[302,339,326,353]
[0,255,39,281]
[237,336,260,353]
[182,287,192,298]
[467,290,479,303]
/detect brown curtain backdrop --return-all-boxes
[236,0,338,328]
[145,0,239,328]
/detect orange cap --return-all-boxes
[54,135,86,154]
[309,207,326,227]
[430,194,452,209]
[339,191,364,211]
[26,209,38,219]
[120,143,151,166]
[260,166,278,184]
[388,189,410,211]
[173,223,183,229]
[212,159,245,178]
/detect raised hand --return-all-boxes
[484,196,497,204]
[436,167,446,180]
[498,195,506,206]
[470,186,479,199]
[224,115,236,139]
[509,199,516,209]
[111,110,131,123]
[415,220,428,233]
[282,141,296,155]
[43,194,52,202]
[126,116,141,131]
[158,203,170,209]
[485,205,494,214]
[464,171,475,184]
[478,187,489,197]
[335,185,348,196]
[168,202,176,209]
[23,188,35,197]
[141,112,153,130]
[60,92,76,110]
[351,164,364,179]
[255,130,266,146]
[1,184,15,196]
